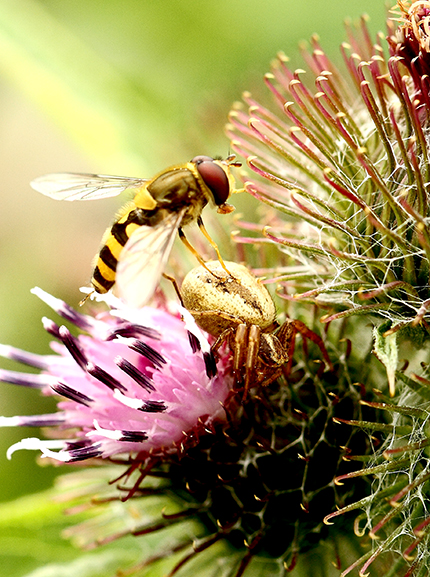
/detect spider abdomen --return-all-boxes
[181,261,277,337]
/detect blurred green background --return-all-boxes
[0,0,386,504]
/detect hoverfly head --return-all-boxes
[191,155,238,214]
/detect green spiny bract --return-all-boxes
[225,2,430,575]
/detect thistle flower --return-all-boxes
[227,1,430,340]
[0,283,373,576]
[224,1,430,575]
[6,3,430,577]
[0,288,232,462]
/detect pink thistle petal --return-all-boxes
[0,291,234,462]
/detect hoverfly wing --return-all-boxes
[30,173,148,201]
[116,209,186,309]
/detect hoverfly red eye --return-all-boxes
[191,155,214,164]
[192,156,230,206]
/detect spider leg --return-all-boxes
[290,319,333,371]
[258,367,283,388]
[237,324,261,402]
[211,327,235,359]
[275,320,297,375]
[232,324,247,386]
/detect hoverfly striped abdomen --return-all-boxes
[111,206,165,247]
[92,206,166,294]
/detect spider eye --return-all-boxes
[192,156,230,206]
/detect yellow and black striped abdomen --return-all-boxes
[91,204,156,294]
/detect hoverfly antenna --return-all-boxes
[226,153,241,168]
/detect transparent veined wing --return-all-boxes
[116,209,186,309]
[30,173,148,201]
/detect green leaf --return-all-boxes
[373,321,398,397]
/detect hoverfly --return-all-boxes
[31,155,241,308]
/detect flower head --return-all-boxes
[224,2,430,575]
[0,288,232,463]
[393,0,430,55]
[6,4,430,577]
[227,1,430,338]
[0,285,371,576]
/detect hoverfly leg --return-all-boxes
[196,216,233,278]
[178,227,224,279]
[162,273,185,307]
[79,290,95,307]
